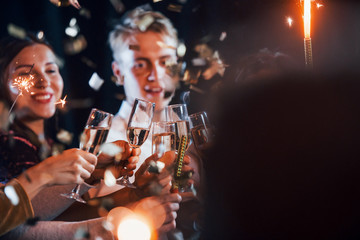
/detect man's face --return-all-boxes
[112,31,178,111]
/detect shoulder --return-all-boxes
[0,131,40,184]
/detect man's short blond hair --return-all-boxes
[109,7,178,63]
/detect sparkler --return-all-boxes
[8,65,35,115]
[55,95,67,108]
[303,0,313,68]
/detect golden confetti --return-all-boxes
[167,4,183,13]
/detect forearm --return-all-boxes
[31,184,92,220]
[0,179,34,236]
[0,218,114,240]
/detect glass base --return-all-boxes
[61,192,87,204]
[116,177,136,189]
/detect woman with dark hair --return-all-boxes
[0,35,182,239]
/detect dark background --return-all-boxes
[1,0,359,147]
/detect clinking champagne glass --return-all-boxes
[116,98,155,188]
[152,121,176,157]
[189,111,214,158]
[61,108,113,203]
[165,104,191,151]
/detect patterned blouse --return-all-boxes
[0,119,51,184]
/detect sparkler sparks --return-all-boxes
[55,95,67,108]
[316,3,323,9]
[287,17,293,27]
[11,75,35,95]
[9,66,35,115]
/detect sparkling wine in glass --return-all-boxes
[189,111,214,158]
[117,98,155,188]
[165,104,191,150]
[152,121,176,156]
[61,108,113,203]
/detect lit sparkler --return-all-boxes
[303,0,313,68]
[55,95,67,108]
[8,66,35,115]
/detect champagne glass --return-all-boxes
[165,104,191,150]
[61,108,113,203]
[189,111,214,158]
[117,98,155,188]
[152,121,176,156]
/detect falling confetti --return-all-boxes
[56,128,73,145]
[64,35,87,55]
[219,32,227,41]
[148,160,165,174]
[7,23,26,39]
[167,4,183,13]
[109,0,125,13]
[177,42,186,57]
[88,72,104,91]
[104,169,117,187]
[4,185,19,205]
[100,142,123,157]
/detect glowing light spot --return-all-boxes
[117,217,151,240]
[287,17,293,27]
[4,185,19,206]
[104,169,116,187]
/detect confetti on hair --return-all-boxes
[136,14,155,32]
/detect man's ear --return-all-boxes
[112,61,124,86]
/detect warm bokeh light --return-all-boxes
[117,217,151,240]
[316,3,324,9]
[286,17,293,27]
[304,0,311,38]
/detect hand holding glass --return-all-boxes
[61,108,113,203]
[152,121,176,157]
[165,104,190,150]
[117,98,155,188]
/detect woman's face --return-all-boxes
[6,44,63,120]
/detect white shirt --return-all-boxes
[92,101,202,197]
